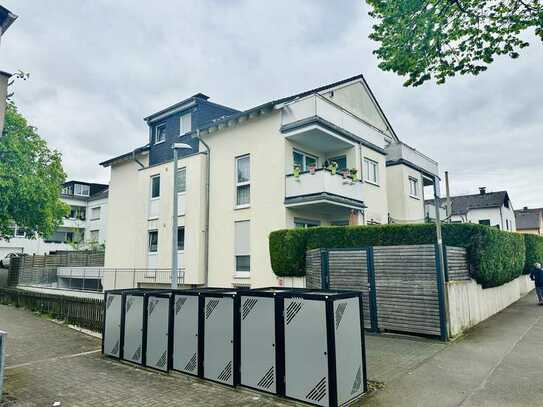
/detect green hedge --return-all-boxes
[524,234,543,274]
[269,223,526,288]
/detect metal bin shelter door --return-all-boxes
[146,296,170,371]
[103,293,122,357]
[172,294,199,374]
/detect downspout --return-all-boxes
[194,130,210,286]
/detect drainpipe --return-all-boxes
[194,130,211,286]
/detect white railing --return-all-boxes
[385,142,439,176]
[285,169,363,204]
[281,94,387,149]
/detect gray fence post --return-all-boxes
[0,330,6,401]
[366,247,379,333]
[320,249,330,289]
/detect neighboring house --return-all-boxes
[515,207,543,235]
[0,180,109,258]
[0,5,17,135]
[100,74,439,289]
[425,187,516,231]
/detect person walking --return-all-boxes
[529,262,543,305]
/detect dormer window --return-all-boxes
[155,123,166,144]
[74,184,90,197]
[180,113,191,135]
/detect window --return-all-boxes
[62,185,72,195]
[89,230,99,242]
[235,221,250,273]
[236,155,250,207]
[177,227,185,251]
[151,175,160,199]
[148,230,158,253]
[68,206,86,220]
[479,219,491,226]
[363,158,379,184]
[180,113,192,135]
[293,150,318,171]
[74,184,90,196]
[90,206,101,220]
[294,218,321,228]
[15,227,25,237]
[328,155,347,171]
[176,168,186,193]
[155,123,166,144]
[506,219,510,231]
[408,177,419,197]
[66,231,74,242]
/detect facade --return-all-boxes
[0,181,109,258]
[0,5,17,135]
[515,207,543,235]
[101,75,439,289]
[426,188,516,231]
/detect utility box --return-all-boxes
[122,291,145,365]
[202,290,240,386]
[239,288,290,395]
[144,292,172,372]
[282,290,366,407]
[103,290,123,358]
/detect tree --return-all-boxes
[0,102,68,240]
[366,0,543,86]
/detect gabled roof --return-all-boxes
[426,191,511,216]
[515,208,543,230]
[99,144,150,167]
[197,74,400,141]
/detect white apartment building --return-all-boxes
[101,75,439,289]
[0,180,109,258]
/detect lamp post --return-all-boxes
[171,143,192,289]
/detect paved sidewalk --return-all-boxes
[364,293,543,407]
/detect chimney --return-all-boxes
[523,206,528,211]
[479,187,486,195]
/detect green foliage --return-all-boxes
[523,234,543,273]
[366,0,543,86]
[0,102,69,240]
[269,223,525,288]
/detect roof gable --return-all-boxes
[427,191,511,216]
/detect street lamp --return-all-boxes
[171,142,192,288]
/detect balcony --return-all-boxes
[385,142,439,178]
[280,94,387,153]
[285,168,365,210]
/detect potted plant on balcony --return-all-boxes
[328,161,338,175]
[293,164,301,179]
[350,168,358,182]
[309,164,317,175]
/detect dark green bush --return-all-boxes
[269,223,525,288]
[524,234,543,274]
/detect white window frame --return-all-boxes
[234,220,250,278]
[90,206,101,220]
[293,149,319,172]
[235,155,250,209]
[150,175,160,199]
[74,184,90,197]
[89,230,99,242]
[408,176,419,198]
[155,123,166,144]
[180,113,192,135]
[148,230,159,253]
[363,158,379,185]
[177,226,185,252]
[294,218,321,229]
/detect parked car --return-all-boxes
[0,253,25,269]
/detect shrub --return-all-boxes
[269,223,525,288]
[524,234,543,274]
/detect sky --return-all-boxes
[2,0,542,207]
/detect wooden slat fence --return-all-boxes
[446,246,470,281]
[0,288,104,332]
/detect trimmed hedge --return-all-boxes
[524,234,543,274]
[269,223,526,288]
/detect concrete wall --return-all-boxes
[447,275,534,337]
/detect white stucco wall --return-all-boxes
[386,164,425,223]
[85,197,108,244]
[360,146,388,224]
[466,205,516,231]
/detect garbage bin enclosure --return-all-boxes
[172,291,200,375]
[144,292,172,372]
[122,292,145,365]
[202,291,240,386]
[103,291,123,358]
[239,289,288,395]
[283,291,366,407]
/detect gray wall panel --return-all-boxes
[204,297,234,385]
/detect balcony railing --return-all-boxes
[280,94,387,150]
[385,142,439,177]
[17,267,186,293]
[285,168,364,208]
